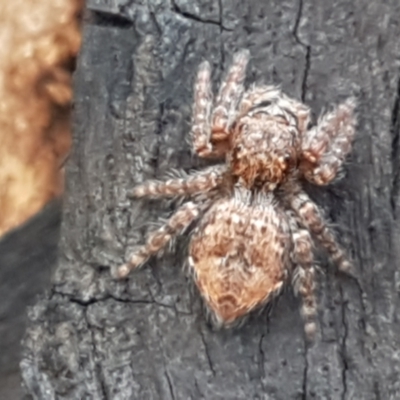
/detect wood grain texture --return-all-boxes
[21,0,400,399]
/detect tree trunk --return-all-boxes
[21,0,400,399]
[0,201,60,399]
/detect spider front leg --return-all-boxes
[191,50,250,158]
[131,166,225,199]
[300,98,357,185]
[114,201,201,279]
[289,220,318,339]
[288,188,353,275]
[191,60,215,157]
[211,50,249,140]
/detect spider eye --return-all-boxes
[256,100,272,108]
[249,100,272,113]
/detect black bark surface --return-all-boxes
[21,1,400,399]
[0,200,61,399]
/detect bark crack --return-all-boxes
[153,101,164,179]
[82,308,109,399]
[302,342,309,400]
[199,328,216,377]
[53,287,191,315]
[88,8,133,29]
[292,0,311,102]
[152,314,177,400]
[164,369,176,400]
[194,378,204,398]
[390,73,400,216]
[218,0,225,78]
[258,333,265,379]
[339,286,349,400]
[170,0,233,32]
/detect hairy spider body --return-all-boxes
[190,195,290,325]
[114,50,357,339]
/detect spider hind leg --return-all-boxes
[289,221,318,340]
[289,188,353,276]
[114,201,201,279]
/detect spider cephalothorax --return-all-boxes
[229,105,300,189]
[114,50,356,339]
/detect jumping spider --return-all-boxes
[114,50,356,339]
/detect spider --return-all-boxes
[113,50,357,339]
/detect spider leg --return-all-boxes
[131,166,225,199]
[114,201,201,279]
[211,50,250,140]
[289,217,318,339]
[191,50,250,158]
[191,59,215,157]
[288,188,353,275]
[300,98,357,185]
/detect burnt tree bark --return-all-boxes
[21,0,400,399]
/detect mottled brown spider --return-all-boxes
[113,50,357,339]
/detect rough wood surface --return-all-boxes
[0,200,60,399]
[21,1,400,399]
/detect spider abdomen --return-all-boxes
[189,197,290,326]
